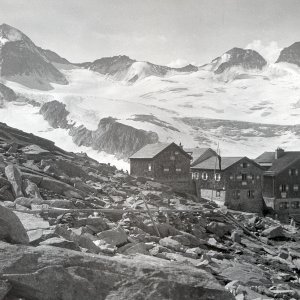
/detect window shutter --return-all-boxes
[289,169,292,176]
[296,169,299,176]
[279,185,282,191]
[286,185,289,191]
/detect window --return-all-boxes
[170,155,175,161]
[242,174,247,181]
[202,172,208,180]
[279,202,289,209]
[256,175,260,180]
[215,173,221,181]
[247,190,254,198]
[176,167,182,172]
[247,174,254,180]
[280,184,288,192]
[163,167,169,172]
[216,190,221,197]
[229,175,234,180]
[293,184,299,192]
[289,169,298,176]
[148,163,152,172]
[242,162,248,168]
[291,201,300,209]
[175,151,179,155]
[233,190,240,199]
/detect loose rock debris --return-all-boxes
[0,123,299,300]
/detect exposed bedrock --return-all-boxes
[39,100,159,159]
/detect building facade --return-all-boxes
[191,156,265,213]
[261,148,300,222]
[130,142,193,192]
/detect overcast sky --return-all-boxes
[1,0,300,66]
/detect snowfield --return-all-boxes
[3,61,300,167]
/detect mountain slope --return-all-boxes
[37,47,71,65]
[2,25,300,165]
[39,100,159,159]
[76,55,199,82]
[203,47,267,74]
[276,42,300,67]
[0,23,68,90]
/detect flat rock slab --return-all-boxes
[97,226,128,247]
[14,211,50,231]
[216,259,272,286]
[0,241,235,300]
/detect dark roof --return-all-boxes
[264,152,300,175]
[184,147,212,161]
[191,156,243,171]
[255,152,275,164]
[130,142,191,159]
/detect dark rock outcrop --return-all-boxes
[212,47,267,74]
[75,55,198,82]
[0,23,68,90]
[37,47,71,65]
[39,100,70,128]
[276,42,300,67]
[0,83,17,102]
[0,206,29,244]
[39,100,159,159]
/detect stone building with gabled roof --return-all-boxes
[130,142,194,192]
[261,148,300,222]
[191,156,264,213]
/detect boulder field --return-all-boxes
[0,122,299,300]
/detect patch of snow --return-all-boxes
[0,101,129,170]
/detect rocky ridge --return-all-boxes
[0,23,68,90]
[39,100,159,159]
[276,42,300,67]
[0,122,299,299]
[204,47,267,74]
[76,55,199,83]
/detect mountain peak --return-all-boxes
[213,47,267,74]
[276,42,300,67]
[0,23,24,44]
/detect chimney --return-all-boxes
[218,155,222,170]
[179,142,183,149]
[275,147,284,159]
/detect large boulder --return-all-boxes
[23,179,42,199]
[0,205,29,244]
[0,241,235,300]
[39,237,81,251]
[207,222,233,238]
[159,237,186,252]
[14,211,50,232]
[14,197,43,208]
[40,177,85,199]
[97,226,128,247]
[261,225,286,239]
[5,165,23,198]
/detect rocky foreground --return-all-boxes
[0,122,299,300]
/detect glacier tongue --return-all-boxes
[0,101,129,170]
